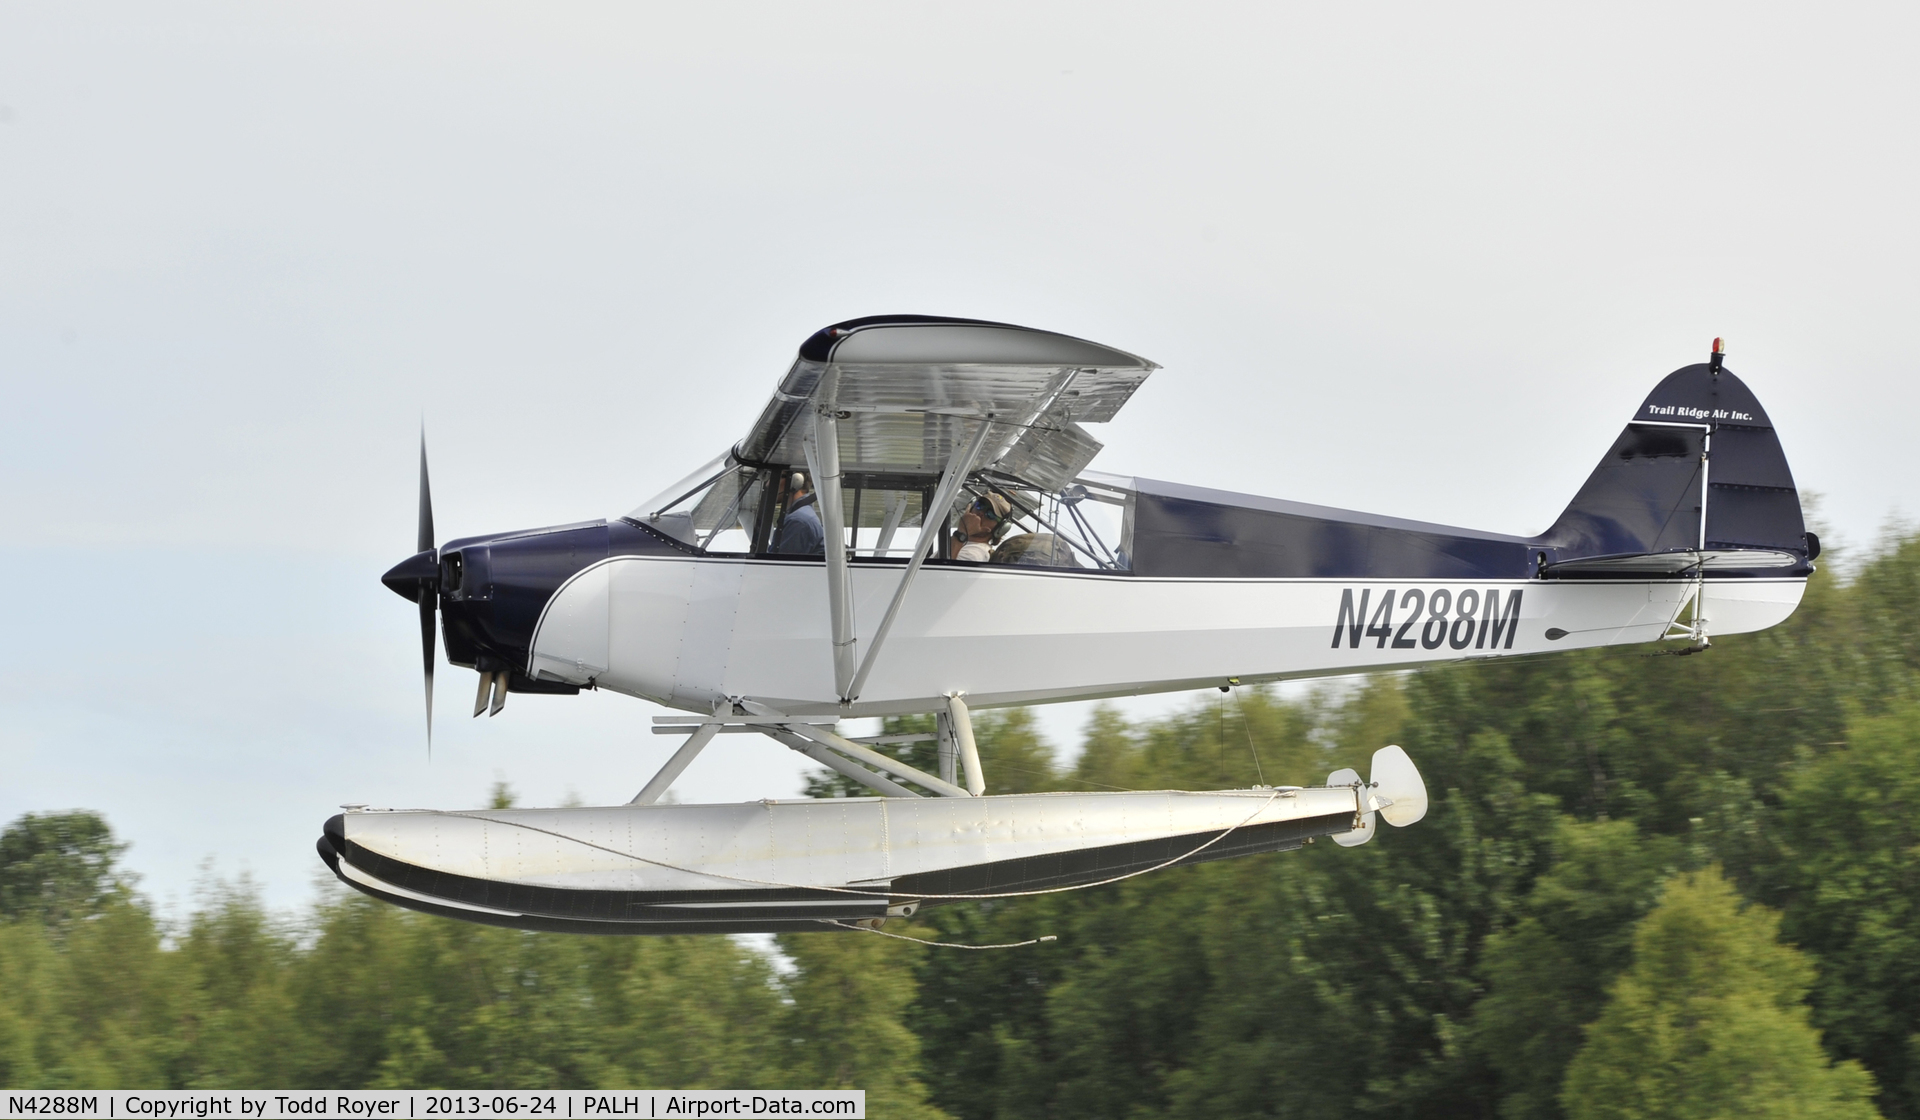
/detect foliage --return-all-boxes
[780,931,950,1119]
[1561,866,1879,1120]
[1774,699,1920,1117]
[1471,819,1684,1120]
[0,817,873,1092]
[0,811,130,930]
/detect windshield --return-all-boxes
[630,458,764,553]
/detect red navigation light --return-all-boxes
[1712,337,1725,355]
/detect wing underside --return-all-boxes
[734,318,1157,488]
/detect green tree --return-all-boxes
[289,888,791,1089]
[1775,699,1920,1118]
[1067,704,1138,792]
[781,930,950,1119]
[1562,866,1880,1120]
[1472,819,1684,1120]
[174,875,300,1088]
[0,916,60,1085]
[0,811,130,929]
[912,679,1536,1120]
[38,894,183,1087]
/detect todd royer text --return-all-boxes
[3,1091,865,1120]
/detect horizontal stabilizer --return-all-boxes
[1543,548,1802,576]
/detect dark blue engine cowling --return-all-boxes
[432,519,677,692]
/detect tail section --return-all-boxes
[1536,350,1815,576]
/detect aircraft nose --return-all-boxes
[382,548,438,602]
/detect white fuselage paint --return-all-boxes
[528,556,1806,717]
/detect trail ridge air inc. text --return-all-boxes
[1645,403,1754,421]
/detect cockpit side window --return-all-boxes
[760,471,934,558]
[943,476,1133,570]
[631,461,1132,567]
[764,470,821,556]
[843,474,932,558]
[631,462,767,554]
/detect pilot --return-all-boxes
[949,492,1013,562]
[774,472,824,556]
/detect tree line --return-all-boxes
[6,534,1920,1117]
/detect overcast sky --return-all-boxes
[5,2,1916,913]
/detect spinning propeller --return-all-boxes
[414,434,436,744]
[380,430,441,749]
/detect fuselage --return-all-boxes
[526,535,1803,716]
[411,510,1805,719]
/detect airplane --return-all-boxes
[318,315,1814,935]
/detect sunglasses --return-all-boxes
[969,499,1009,524]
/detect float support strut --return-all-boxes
[631,718,720,805]
[786,722,972,798]
[946,693,986,796]
[730,698,969,797]
[765,730,920,798]
[936,710,959,785]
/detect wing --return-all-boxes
[732,315,1158,490]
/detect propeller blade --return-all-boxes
[416,430,439,753]
[419,593,436,748]
[417,429,436,555]
[416,427,437,753]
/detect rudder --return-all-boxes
[1537,354,1814,574]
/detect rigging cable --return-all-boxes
[1234,686,1267,786]
[811,919,1058,950]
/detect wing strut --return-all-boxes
[805,405,859,700]
[843,416,997,703]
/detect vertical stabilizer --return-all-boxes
[1536,357,1813,572]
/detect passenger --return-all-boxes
[949,492,1012,562]
[774,472,824,556]
[992,532,1080,567]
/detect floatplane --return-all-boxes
[319,317,1814,934]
